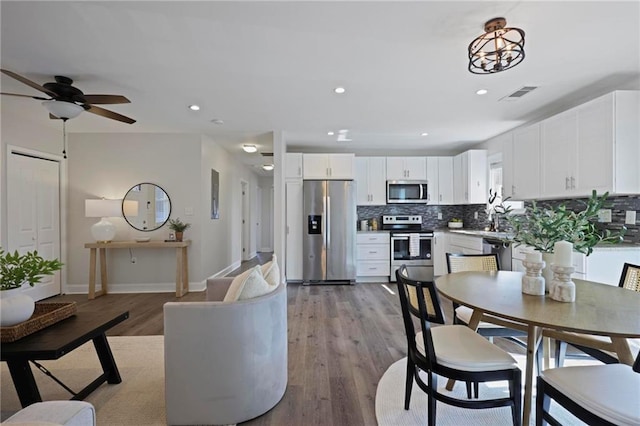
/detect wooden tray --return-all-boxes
[0,302,77,343]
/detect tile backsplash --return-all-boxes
[357,194,639,244]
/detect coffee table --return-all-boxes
[1,309,129,407]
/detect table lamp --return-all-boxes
[85,199,121,242]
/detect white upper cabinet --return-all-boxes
[540,91,639,198]
[505,124,541,200]
[285,153,303,179]
[303,153,355,180]
[575,91,639,195]
[453,150,487,204]
[355,157,387,205]
[386,157,427,180]
[426,157,454,205]
[541,109,579,198]
[438,157,455,205]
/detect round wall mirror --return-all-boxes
[122,183,171,232]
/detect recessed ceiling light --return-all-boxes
[327,131,335,136]
[421,132,429,136]
[334,87,346,94]
[262,164,274,171]
[476,89,488,95]
[242,144,257,153]
[188,104,200,111]
[211,119,224,125]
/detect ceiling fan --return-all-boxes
[0,69,136,124]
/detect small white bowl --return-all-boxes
[135,237,151,242]
[448,222,463,229]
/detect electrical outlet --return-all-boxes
[597,209,612,223]
[437,212,443,220]
[474,211,479,219]
[626,210,637,225]
[131,257,137,264]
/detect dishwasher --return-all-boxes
[482,238,512,271]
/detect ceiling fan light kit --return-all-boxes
[468,17,525,74]
[42,100,84,120]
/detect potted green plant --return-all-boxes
[505,191,625,255]
[168,218,191,242]
[0,248,63,326]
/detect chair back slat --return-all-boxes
[619,262,640,292]
[446,253,500,273]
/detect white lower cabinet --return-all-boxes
[356,232,390,282]
[433,232,449,276]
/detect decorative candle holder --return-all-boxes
[549,264,576,302]
[521,260,546,295]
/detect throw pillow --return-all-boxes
[261,254,280,287]
[238,266,274,300]
[223,267,255,302]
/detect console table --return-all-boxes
[84,240,191,299]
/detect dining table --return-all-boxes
[435,270,640,425]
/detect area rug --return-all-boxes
[375,356,593,426]
[1,335,166,425]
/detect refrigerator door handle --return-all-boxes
[326,196,331,248]
[322,196,328,251]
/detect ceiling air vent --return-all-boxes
[261,152,274,157]
[500,86,538,101]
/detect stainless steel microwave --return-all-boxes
[386,180,429,204]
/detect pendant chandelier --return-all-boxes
[468,17,525,74]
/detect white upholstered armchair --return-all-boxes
[163,276,287,426]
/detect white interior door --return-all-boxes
[7,152,61,301]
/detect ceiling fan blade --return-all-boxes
[1,92,49,100]
[86,105,136,124]
[82,94,130,104]
[1,69,58,97]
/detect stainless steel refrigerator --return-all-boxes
[303,180,356,284]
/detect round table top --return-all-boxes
[435,271,640,338]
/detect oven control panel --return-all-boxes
[382,215,422,225]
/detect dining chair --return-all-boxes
[395,265,522,426]
[445,253,528,344]
[536,350,640,426]
[553,262,640,367]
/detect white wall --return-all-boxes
[63,132,260,294]
[66,133,203,293]
[200,134,259,280]
[258,177,274,251]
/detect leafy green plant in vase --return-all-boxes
[168,218,191,242]
[505,190,625,289]
[0,248,63,326]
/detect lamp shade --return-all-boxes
[42,100,84,120]
[85,199,122,218]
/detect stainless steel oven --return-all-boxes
[383,215,434,282]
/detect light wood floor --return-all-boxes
[47,254,531,425]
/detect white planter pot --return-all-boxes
[0,286,35,326]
